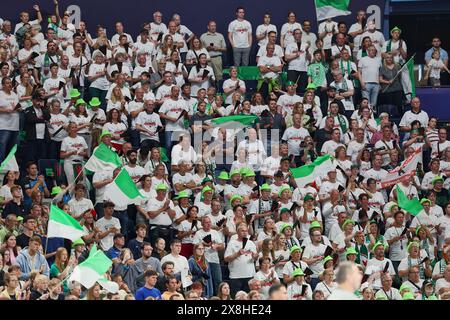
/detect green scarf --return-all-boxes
[307,62,326,88]
[336,114,348,133]
[257,77,280,93]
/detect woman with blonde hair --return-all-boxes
[156,34,176,62]
[86,283,102,300]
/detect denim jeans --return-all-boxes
[362,82,380,108]
[113,210,129,239]
[232,47,251,67]
[209,262,223,296]
[164,130,174,154]
[0,130,19,163]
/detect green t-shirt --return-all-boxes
[50,264,69,292]
[307,62,327,88]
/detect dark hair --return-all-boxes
[140,241,152,250]
[162,261,174,270]
[23,215,36,224]
[165,275,177,286]
[268,284,286,298]
[144,269,158,278]
[103,201,115,209]
[171,239,182,246]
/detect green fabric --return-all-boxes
[115,169,143,199]
[307,62,326,88]
[210,115,258,126]
[396,185,423,216]
[315,0,350,11]
[223,66,260,80]
[159,147,169,163]
[407,56,416,98]
[50,264,69,292]
[0,144,17,172]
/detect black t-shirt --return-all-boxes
[16,233,31,249]
[2,200,27,218]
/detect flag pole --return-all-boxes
[381,53,416,94]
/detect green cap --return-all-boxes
[432,175,444,185]
[420,198,431,205]
[303,194,314,202]
[17,216,24,222]
[280,223,292,233]
[389,203,398,213]
[100,130,112,140]
[260,183,271,191]
[239,167,249,176]
[286,80,295,86]
[309,220,322,230]
[427,295,438,300]
[218,171,229,180]
[201,177,213,184]
[71,238,85,248]
[322,255,333,265]
[51,186,63,196]
[342,219,355,229]
[230,169,241,177]
[290,245,302,255]
[230,195,243,204]
[89,97,101,107]
[372,241,385,252]
[176,190,189,199]
[402,292,415,300]
[69,88,81,98]
[75,98,87,107]
[407,241,420,252]
[244,169,256,178]
[292,268,304,277]
[375,294,388,300]
[410,129,419,135]
[202,186,213,194]
[399,283,412,294]
[390,26,402,34]
[345,247,358,256]
[369,220,378,225]
[278,186,291,197]
[306,83,317,90]
[280,208,290,215]
[156,183,168,191]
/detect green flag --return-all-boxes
[315,0,351,21]
[403,55,416,100]
[84,143,122,173]
[396,185,423,216]
[209,115,258,127]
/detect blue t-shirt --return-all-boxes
[135,286,161,300]
[425,48,449,62]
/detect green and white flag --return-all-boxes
[68,243,112,289]
[104,168,144,206]
[290,155,333,188]
[47,204,87,241]
[0,145,19,173]
[84,143,122,173]
[396,185,423,216]
[401,55,416,102]
[315,0,351,21]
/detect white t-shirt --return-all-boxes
[0,90,19,131]
[160,253,190,281]
[224,238,257,279]
[88,63,110,91]
[318,21,338,49]
[302,243,327,275]
[149,22,168,41]
[257,55,282,79]
[276,93,302,116]
[68,198,94,219]
[358,56,382,83]
[281,22,303,47]
[95,216,121,251]
[188,65,215,96]
[60,136,88,162]
[92,170,114,203]
[146,197,175,227]
[255,24,277,46]
[135,111,162,142]
[282,126,310,156]
[365,258,395,289]
[48,113,69,142]
[285,42,309,72]
[193,229,223,264]
[384,226,408,261]
[222,79,246,105]
[228,19,252,48]
[399,110,429,129]
[159,98,188,131]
